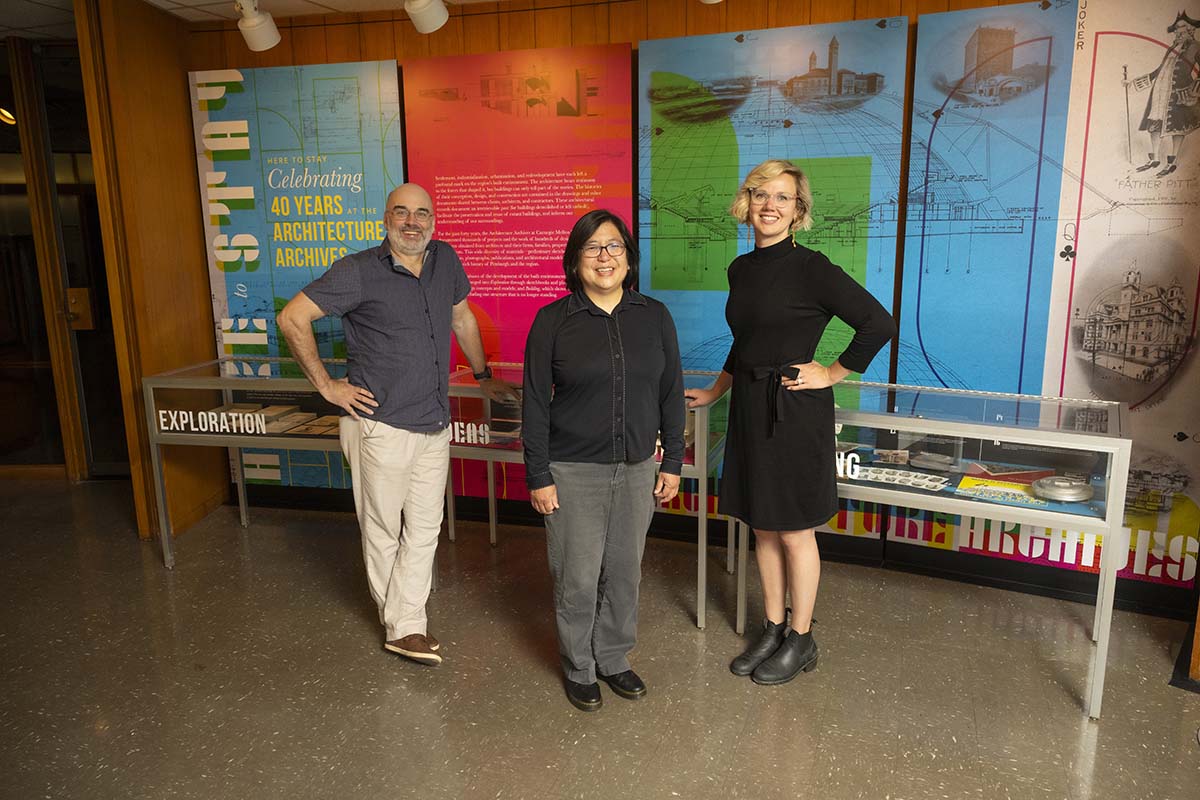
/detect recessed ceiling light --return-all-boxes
[0,108,16,126]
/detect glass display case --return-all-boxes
[144,358,725,628]
[730,380,1130,718]
[830,381,1128,535]
[143,357,352,569]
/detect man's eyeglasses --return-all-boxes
[748,189,796,206]
[388,207,433,223]
[582,242,626,258]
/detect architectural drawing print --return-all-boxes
[900,2,1077,395]
[639,19,910,383]
[416,60,608,119]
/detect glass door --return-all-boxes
[0,42,64,467]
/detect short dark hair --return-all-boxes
[562,209,639,294]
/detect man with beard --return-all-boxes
[278,182,514,665]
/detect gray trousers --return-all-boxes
[544,458,658,684]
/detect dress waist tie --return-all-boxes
[750,361,798,439]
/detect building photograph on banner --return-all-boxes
[899,0,1076,397]
[402,44,632,499]
[1044,0,1199,590]
[403,43,633,367]
[638,18,909,386]
[188,61,403,488]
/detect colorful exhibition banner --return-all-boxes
[1046,0,1198,587]
[639,18,911,537]
[403,43,633,499]
[638,18,909,385]
[900,1,1075,396]
[188,61,403,488]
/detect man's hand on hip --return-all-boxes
[321,377,378,420]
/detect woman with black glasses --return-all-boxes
[685,160,894,686]
[523,209,685,712]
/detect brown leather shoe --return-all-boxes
[384,634,443,665]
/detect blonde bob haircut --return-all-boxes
[728,159,813,233]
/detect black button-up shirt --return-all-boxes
[522,289,686,490]
[301,238,469,432]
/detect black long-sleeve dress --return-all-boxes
[720,238,896,530]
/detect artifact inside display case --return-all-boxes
[487,392,523,440]
[830,382,1125,521]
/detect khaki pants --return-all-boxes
[340,417,450,641]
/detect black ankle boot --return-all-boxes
[751,629,818,685]
[730,618,786,676]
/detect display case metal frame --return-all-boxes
[732,380,1130,719]
[142,358,722,629]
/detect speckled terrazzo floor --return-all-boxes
[1,479,1198,800]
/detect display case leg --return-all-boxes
[487,460,497,546]
[150,442,174,569]
[143,380,175,569]
[726,517,734,574]
[446,469,456,542]
[232,447,249,527]
[697,479,707,630]
[1091,531,1108,643]
[1085,526,1126,718]
[736,520,748,636]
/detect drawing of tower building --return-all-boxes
[1081,268,1190,381]
[828,36,839,94]
[783,36,882,100]
[964,27,1015,91]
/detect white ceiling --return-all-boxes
[0,0,497,38]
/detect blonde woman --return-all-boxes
[685,160,894,685]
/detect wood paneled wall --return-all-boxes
[77,0,228,540]
[186,0,1027,70]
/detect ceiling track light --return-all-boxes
[234,0,281,52]
[405,0,449,34]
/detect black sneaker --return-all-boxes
[599,670,647,700]
[565,679,602,712]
